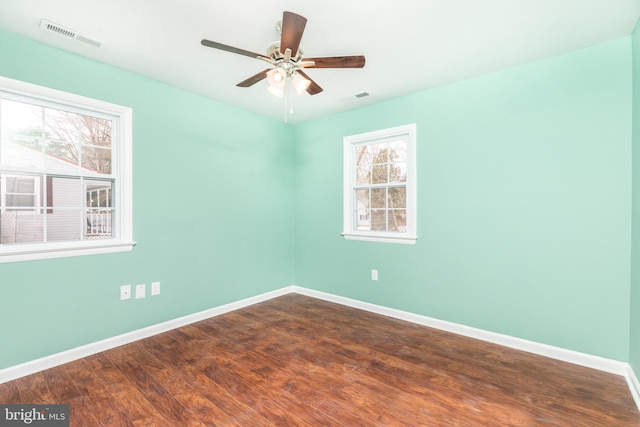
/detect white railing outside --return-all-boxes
[86,212,111,237]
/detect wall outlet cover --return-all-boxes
[120,284,131,300]
[135,284,146,299]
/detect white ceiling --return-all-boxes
[1,1,639,123]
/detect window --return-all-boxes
[0,76,134,262]
[343,124,417,244]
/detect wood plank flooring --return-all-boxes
[1,293,639,426]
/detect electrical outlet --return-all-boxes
[120,284,131,300]
[135,284,146,299]
[371,269,378,281]
[151,281,160,296]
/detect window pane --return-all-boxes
[44,177,81,242]
[0,210,44,243]
[85,180,113,239]
[1,100,44,168]
[47,209,82,242]
[355,189,370,230]
[355,145,371,166]
[80,115,111,148]
[45,108,79,143]
[388,187,406,209]
[85,209,113,239]
[389,210,407,232]
[355,189,369,209]
[356,166,371,185]
[372,164,388,184]
[1,99,43,148]
[86,180,112,208]
[371,188,386,209]
[390,162,407,183]
[81,146,112,174]
[372,143,388,163]
[388,140,407,162]
[355,209,371,230]
[47,176,81,208]
[46,140,79,167]
[371,209,386,231]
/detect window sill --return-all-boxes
[0,239,136,263]
[341,232,417,245]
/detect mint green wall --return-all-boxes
[631,25,640,371]
[0,30,294,369]
[293,38,632,360]
[0,27,635,369]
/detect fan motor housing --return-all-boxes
[267,41,304,62]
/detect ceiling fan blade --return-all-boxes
[236,69,271,87]
[201,39,270,61]
[297,70,323,95]
[280,11,307,57]
[304,55,366,68]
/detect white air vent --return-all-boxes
[39,19,102,48]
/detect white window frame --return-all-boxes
[0,76,134,263]
[342,123,417,244]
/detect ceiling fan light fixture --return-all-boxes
[267,68,287,98]
[291,72,311,95]
[267,68,286,86]
[267,85,284,98]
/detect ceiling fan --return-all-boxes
[201,11,365,98]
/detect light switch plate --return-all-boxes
[135,284,146,299]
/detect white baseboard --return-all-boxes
[0,286,294,384]
[292,286,630,376]
[2,283,639,412]
[293,286,640,411]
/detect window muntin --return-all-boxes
[0,76,133,262]
[343,124,416,244]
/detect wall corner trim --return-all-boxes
[627,365,640,410]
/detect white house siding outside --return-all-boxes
[1,142,112,244]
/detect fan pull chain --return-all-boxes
[289,79,295,115]
[284,81,288,123]
[283,77,295,123]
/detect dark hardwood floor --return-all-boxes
[1,293,639,426]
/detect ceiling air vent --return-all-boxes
[354,92,370,99]
[39,19,102,48]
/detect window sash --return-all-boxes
[0,92,116,180]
